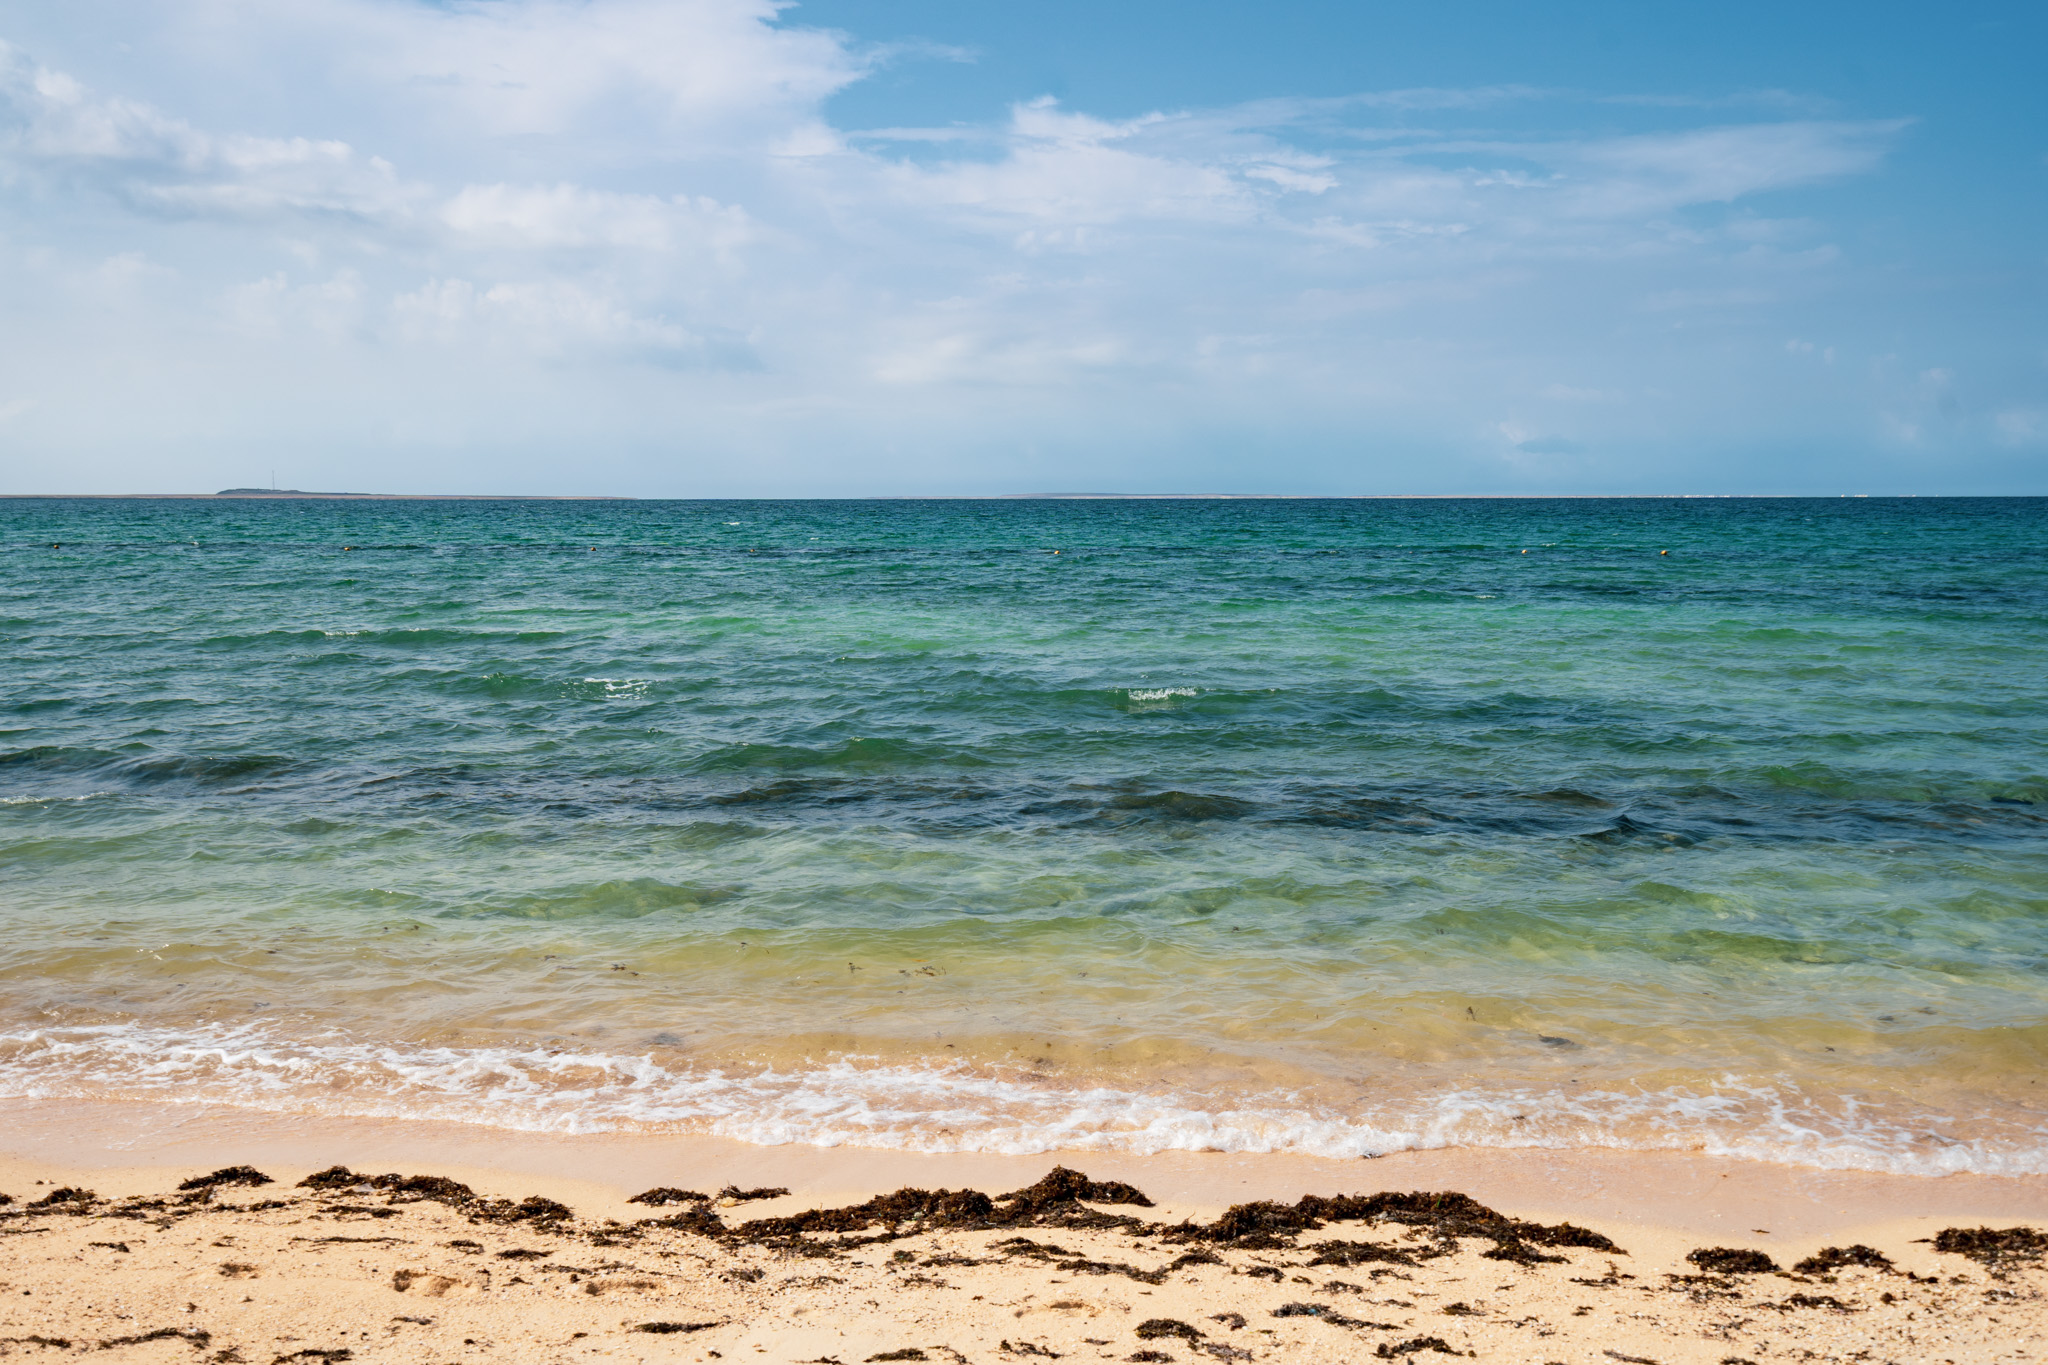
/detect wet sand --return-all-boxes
[2,1100,2046,1362]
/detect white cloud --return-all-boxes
[440,183,752,254]
[0,1,2013,495]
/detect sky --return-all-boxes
[0,0,2042,496]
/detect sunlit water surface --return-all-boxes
[2,497,2044,1174]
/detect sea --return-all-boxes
[2,496,2044,1176]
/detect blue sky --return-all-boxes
[0,0,2042,495]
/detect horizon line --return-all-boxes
[2,492,2027,502]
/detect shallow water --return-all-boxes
[2,496,2045,1173]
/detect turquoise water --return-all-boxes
[2,496,2045,1172]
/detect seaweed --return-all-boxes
[269,1352,350,1364]
[294,1168,478,1208]
[1207,1314,1245,1330]
[1685,1248,1779,1274]
[1931,1225,2048,1267]
[1268,1304,1395,1330]
[627,1188,710,1206]
[997,1168,1154,1210]
[1304,1240,1419,1268]
[719,1186,791,1203]
[1374,1338,1463,1359]
[179,1167,273,1191]
[1134,1321,1203,1341]
[995,1238,1073,1258]
[1126,1353,1173,1363]
[1163,1189,1619,1264]
[632,1322,723,1335]
[1792,1245,1894,1275]
[470,1195,573,1227]
[28,1187,96,1207]
[867,1351,928,1361]
[1775,1293,1856,1311]
[99,1327,211,1349]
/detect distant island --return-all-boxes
[0,491,634,500]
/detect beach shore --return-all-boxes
[3,1100,2044,1363]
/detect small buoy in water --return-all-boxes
[1521,549,1528,554]
[1660,549,1669,555]
[50,543,59,549]
[1052,550,1060,555]
[589,547,597,552]
[343,545,353,551]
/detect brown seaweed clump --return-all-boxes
[1792,1244,1894,1275]
[1686,1247,1779,1275]
[179,1166,274,1191]
[1932,1225,2048,1268]
[626,1188,709,1206]
[295,1167,571,1228]
[1165,1189,1621,1264]
[1133,1319,1204,1341]
[652,1165,1161,1253]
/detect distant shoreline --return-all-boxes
[0,492,636,501]
[0,492,1984,501]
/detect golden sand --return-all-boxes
[3,1102,2046,1364]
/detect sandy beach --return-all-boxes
[3,1101,2045,1363]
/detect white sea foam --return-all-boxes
[1,1023,2042,1178]
[1126,688,1197,702]
[581,677,652,699]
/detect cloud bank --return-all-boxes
[0,0,2034,494]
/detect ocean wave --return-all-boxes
[0,1023,2041,1178]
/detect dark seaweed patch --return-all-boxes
[1932,1225,2048,1266]
[998,1167,1155,1209]
[471,1195,573,1226]
[1305,1239,1419,1267]
[627,1188,710,1206]
[99,1327,211,1349]
[1267,1303,1392,1329]
[866,1352,929,1361]
[1792,1244,1894,1275]
[295,1168,476,1206]
[29,1187,96,1207]
[1375,1338,1463,1358]
[179,1167,273,1191]
[719,1185,791,1203]
[1134,1320,1203,1341]
[634,1322,724,1335]
[1686,1247,1778,1274]
[1166,1189,1620,1263]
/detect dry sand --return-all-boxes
[2,1101,2045,1364]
